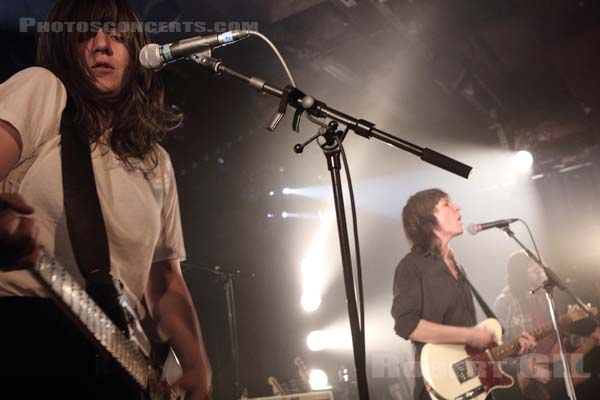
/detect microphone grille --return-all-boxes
[139,43,163,70]
[467,224,479,235]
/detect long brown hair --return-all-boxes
[506,250,534,305]
[36,0,182,169]
[402,188,448,256]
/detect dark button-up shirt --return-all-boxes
[391,250,477,400]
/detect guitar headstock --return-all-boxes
[268,376,284,395]
[294,357,309,377]
[294,356,312,391]
[567,304,598,322]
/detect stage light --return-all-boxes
[308,369,330,390]
[282,187,291,195]
[306,330,327,352]
[301,291,321,312]
[266,213,274,219]
[281,211,289,219]
[512,150,533,172]
[301,256,323,312]
[269,191,275,196]
[339,366,349,382]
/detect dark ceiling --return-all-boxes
[3,0,600,170]
[2,0,600,397]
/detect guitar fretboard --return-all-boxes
[33,254,149,388]
[490,313,574,360]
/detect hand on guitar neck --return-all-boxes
[517,331,538,355]
[0,193,42,270]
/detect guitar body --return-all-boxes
[420,306,597,400]
[421,319,514,400]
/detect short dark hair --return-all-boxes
[36,0,182,170]
[402,188,448,256]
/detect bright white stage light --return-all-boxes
[309,369,330,390]
[281,211,288,219]
[512,150,533,172]
[282,187,291,195]
[301,291,321,312]
[301,257,323,312]
[306,330,327,352]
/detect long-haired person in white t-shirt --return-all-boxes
[0,0,211,398]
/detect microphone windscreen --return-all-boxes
[139,43,163,70]
[467,224,479,235]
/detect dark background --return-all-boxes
[2,1,600,398]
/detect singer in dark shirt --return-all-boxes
[391,188,537,400]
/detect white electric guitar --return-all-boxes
[420,305,596,400]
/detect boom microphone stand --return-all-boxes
[190,54,474,400]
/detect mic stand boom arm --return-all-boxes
[194,55,473,179]
[192,54,475,400]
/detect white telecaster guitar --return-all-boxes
[420,305,596,400]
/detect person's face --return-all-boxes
[79,29,130,94]
[528,262,546,287]
[433,196,463,240]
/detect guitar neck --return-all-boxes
[32,254,149,389]
[490,313,573,360]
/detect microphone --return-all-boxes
[139,30,251,70]
[467,218,518,235]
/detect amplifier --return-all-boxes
[248,391,334,400]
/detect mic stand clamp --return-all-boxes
[266,86,310,133]
[501,226,586,400]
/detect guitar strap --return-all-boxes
[60,99,128,333]
[457,263,505,333]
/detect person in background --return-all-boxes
[494,250,600,400]
[391,188,537,400]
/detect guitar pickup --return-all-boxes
[452,357,478,383]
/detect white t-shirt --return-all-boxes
[0,67,186,306]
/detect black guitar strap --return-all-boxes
[457,263,505,333]
[60,100,128,333]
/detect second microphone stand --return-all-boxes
[186,262,254,400]
[501,226,599,400]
